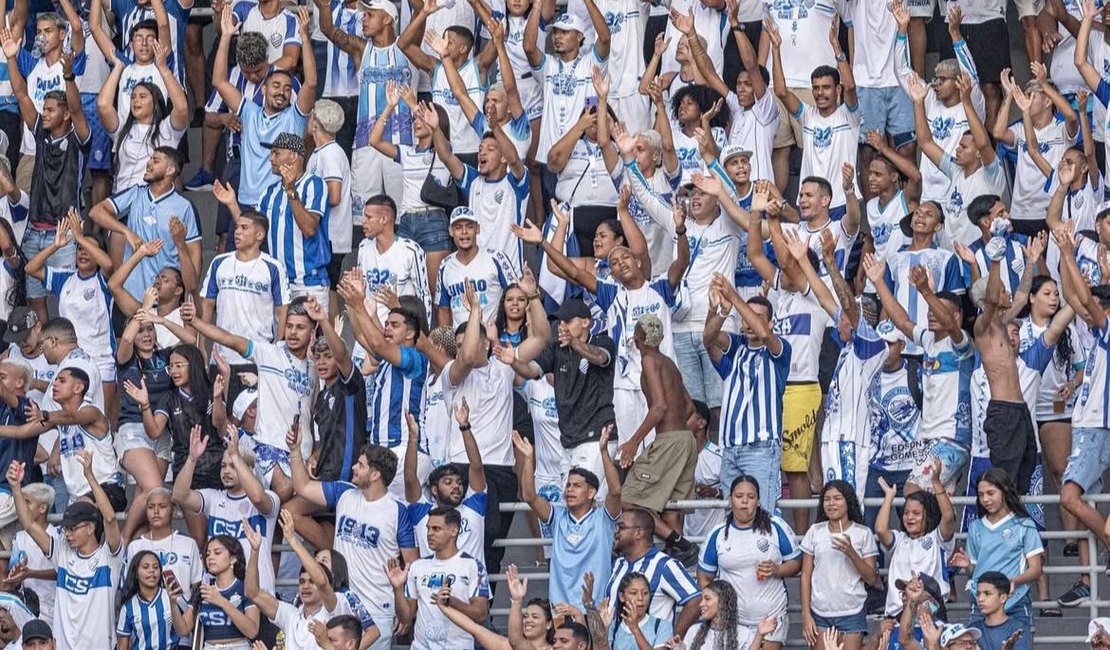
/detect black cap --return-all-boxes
[60,500,101,530]
[261,132,306,157]
[4,307,37,344]
[554,298,591,322]
[895,573,948,620]
[21,619,52,642]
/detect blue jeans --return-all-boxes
[720,441,782,514]
[22,226,75,299]
[397,208,451,252]
[673,330,723,408]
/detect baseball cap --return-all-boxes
[720,145,753,164]
[554,298,591,322]
[359,0,398,21]
[60,500,101,531]
[232,389,258,422]
[449,206,478,226]
[261,132,306,157]
[4,307,37,344]
[1088,617,1110,642]
[894,573,945,604]
[21,619,52,642]
[876,319,904,344]
[550,13,586,32]
[940,624,981,647]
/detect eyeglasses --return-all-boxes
[932,75,956,85]
[62,521,91,533]
[616,523,642,531]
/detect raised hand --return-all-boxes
[908,264,932,292]
[213,180,238,206]
[454,396,471,427]
[510,217,544,244]
[889,0,910,31]
[905,72,928,103]
[861,252,886,284]
[591,65,609,98]
[507,564,528,602]
[424,29,449,58]
[763,17,782,48]
[242,518,263,550]
[6,460,23,486]
[188,424,208,461]
[669,7,695,35]
[511,430,534,460]
[0,28,21,60]
[385,558,409,589]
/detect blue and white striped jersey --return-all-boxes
[258,173,331,287]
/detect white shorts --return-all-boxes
[117,421,172,463]
[614,386,651,451]
[351,146,404,210]
[906,0,935,18]
[1013,0,1045,18]
[560,441,618,503]
[95,355,116,383]
[385,443,409,501]
[289,283,330,310]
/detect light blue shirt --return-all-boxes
[109,186,200,299]
[545,505,617,606]
[236,99,309,206]
[966,513,1043,611]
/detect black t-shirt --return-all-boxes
[535,334,617,449]
[117,349,173,425]
[156,388,226,489]
[313,369,367,482]
[29,118,91,226]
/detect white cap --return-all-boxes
[449,206,479,225]
[232,389,258,421]
[550,13,586,32]
[720,144,753,163]
[876,319,904,344]
[359,0,398,22]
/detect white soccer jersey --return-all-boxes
[431,59,484,156]
[593,277,677,390]
[849,0,900,88]
[522,378,565,478]
[555,139,622,207]
[883,529,954,616]
[49,530,123,648]
[411,491,487,561]
[772,285,830,383]
[1008,116,1075,222]
[436,249,520,328]
[323,483,415,617]
[307,141,355,255]
[8,344,52,405]
[882,246,965,355]
[46,348,105,411]
[201,252,290,365]
[397,145,453,214]
[821,319,887,453]
[764,0,842,88]
[726,92,780,183]
[57,419,120,500]
[117,61,168,124]
[484,9,544,119]
[457,166,530,271]
[124,531,204,600]
[232,1,302,63]
[357,236,431,323]
[113,119,187,192]
[697,515,800,623]
[938,156,1011,248]
[661,0,726,77]
[199,489,280,593]
[913,326,974,448]
[799,522,879,617]
[10,527,57,620]
[1074,322,1110,428]
[569,0,648,98]
[535,48,605,165]
[796,102,862,209]
[245,341,315,454]
[404,552,489,650]
[45,269,114,372]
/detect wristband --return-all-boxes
[140,403,151,412]
[63,75,75,81]
[459,424,472,432]
[526,293,540,301]
[675,227,687,236]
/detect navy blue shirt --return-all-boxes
[0,396,33,493]
[974,616,1030,650]
[117,349,172,425]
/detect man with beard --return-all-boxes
[88,147,202,293]
[404,396,487,563]
[211,4,316,217]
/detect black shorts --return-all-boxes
[327,255,345,290]
[938,19,1010,86]
[984,399,1037,492]
[187,0,213,25]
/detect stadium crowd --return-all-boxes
[2,0,1110,645]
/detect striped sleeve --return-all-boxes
[661,558,701,605]
[697,525,723,574]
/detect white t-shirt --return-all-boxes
[848,0,900,88]
[772,286,831,383]
[356,236,431,324]
[112,119,188,192]
[45,269,114,370]
[764,0,843,88]
[1008,116,1075,222]
[555,139,622,208]
[726,92,780,183]
[201,251,291,365]
[57,417,120,500]
[397,144,452,214]
[198,490,281,592]
[799,521,879,617]
[522,378,564,478]
[244,340,315,453]
[10,526,57,620]
[411,491,487,562]
[431,59,484,156]
[796,102,862,208]
[306,141,354,255]
[682,621,756,650]
[535,47,605,165]
[697,516,800,623]
[441,359,516,466]
[661,0,727,77]
[913,326,974,448]
[272,598,353,650]
[404,551,490,650]
[938,156,1011,248]
[49,531,123,648]
[116,61,168,124]
[124,531,204,600]
[883,528,954,616]
[436,249,520,328]
[950,0,1005,24]
[569,0,647,98]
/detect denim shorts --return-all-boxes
[673,331,723,408]
[720,441,782,514]
[1063,426,1110,494]
[22,226,75,300]
[396,208,451,252]
[858,86,915,145]
[812,609,868,634]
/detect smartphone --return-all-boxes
[584,96,599,112]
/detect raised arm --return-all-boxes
[521,0,544,67]
[212,6,244,113]
[154,40,190,131]
[453,398,487,494]
[287,424,328,506]
[512,207,598,293]
[677,8,729,98]
[60,53,88,142]
[0,29,36,130]
[181,300,249,356]
[1015,85,1053,177]
[581,0,610,59]
[992,69,1017,147]
[314,0,366,59]
[422,101,465,182]
[1076,0,1104,93]
[88,0,117,61]
[170,426,208,514]
[765,20,801,116]
[97,57,124,135]
[909,74,946,167]
[829,16,856,108]
[666,200,691,290]
[397,2,441,74]
[242,519,279,620]
[511,431,552,522]
[5,462,49,555]
[77,449,121,553]
[864,253,917,337]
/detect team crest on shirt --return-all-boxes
[1001,527,1012,540]
[770,0,815,20]
[424,573,458,590]
[605,11,625,34]
[813,127,833,149]
[919,536,934,551]
[229,593,242,607]
[493,189,505,204]
[930,117,955,140]
[82,287,97,302]
[948,190,964,213]
[1076,193,1086,209]
[756,538,770,553]
[142,213,158,226]
[268,32,283,49]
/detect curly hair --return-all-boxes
[236,32,268,68]
[815,480,865,524]
[670,83,730,130]
[904,490,942,538]
[689,581,741,650]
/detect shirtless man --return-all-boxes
[620,313,699,565]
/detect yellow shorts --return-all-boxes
[781,382,822,472]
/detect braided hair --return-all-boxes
[610,573,650,647]
[722,474,773,539]
[689,580,741,650]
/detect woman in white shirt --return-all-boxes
[97,40,189,193]
[673,580,774,650]
[799,480,880,650]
